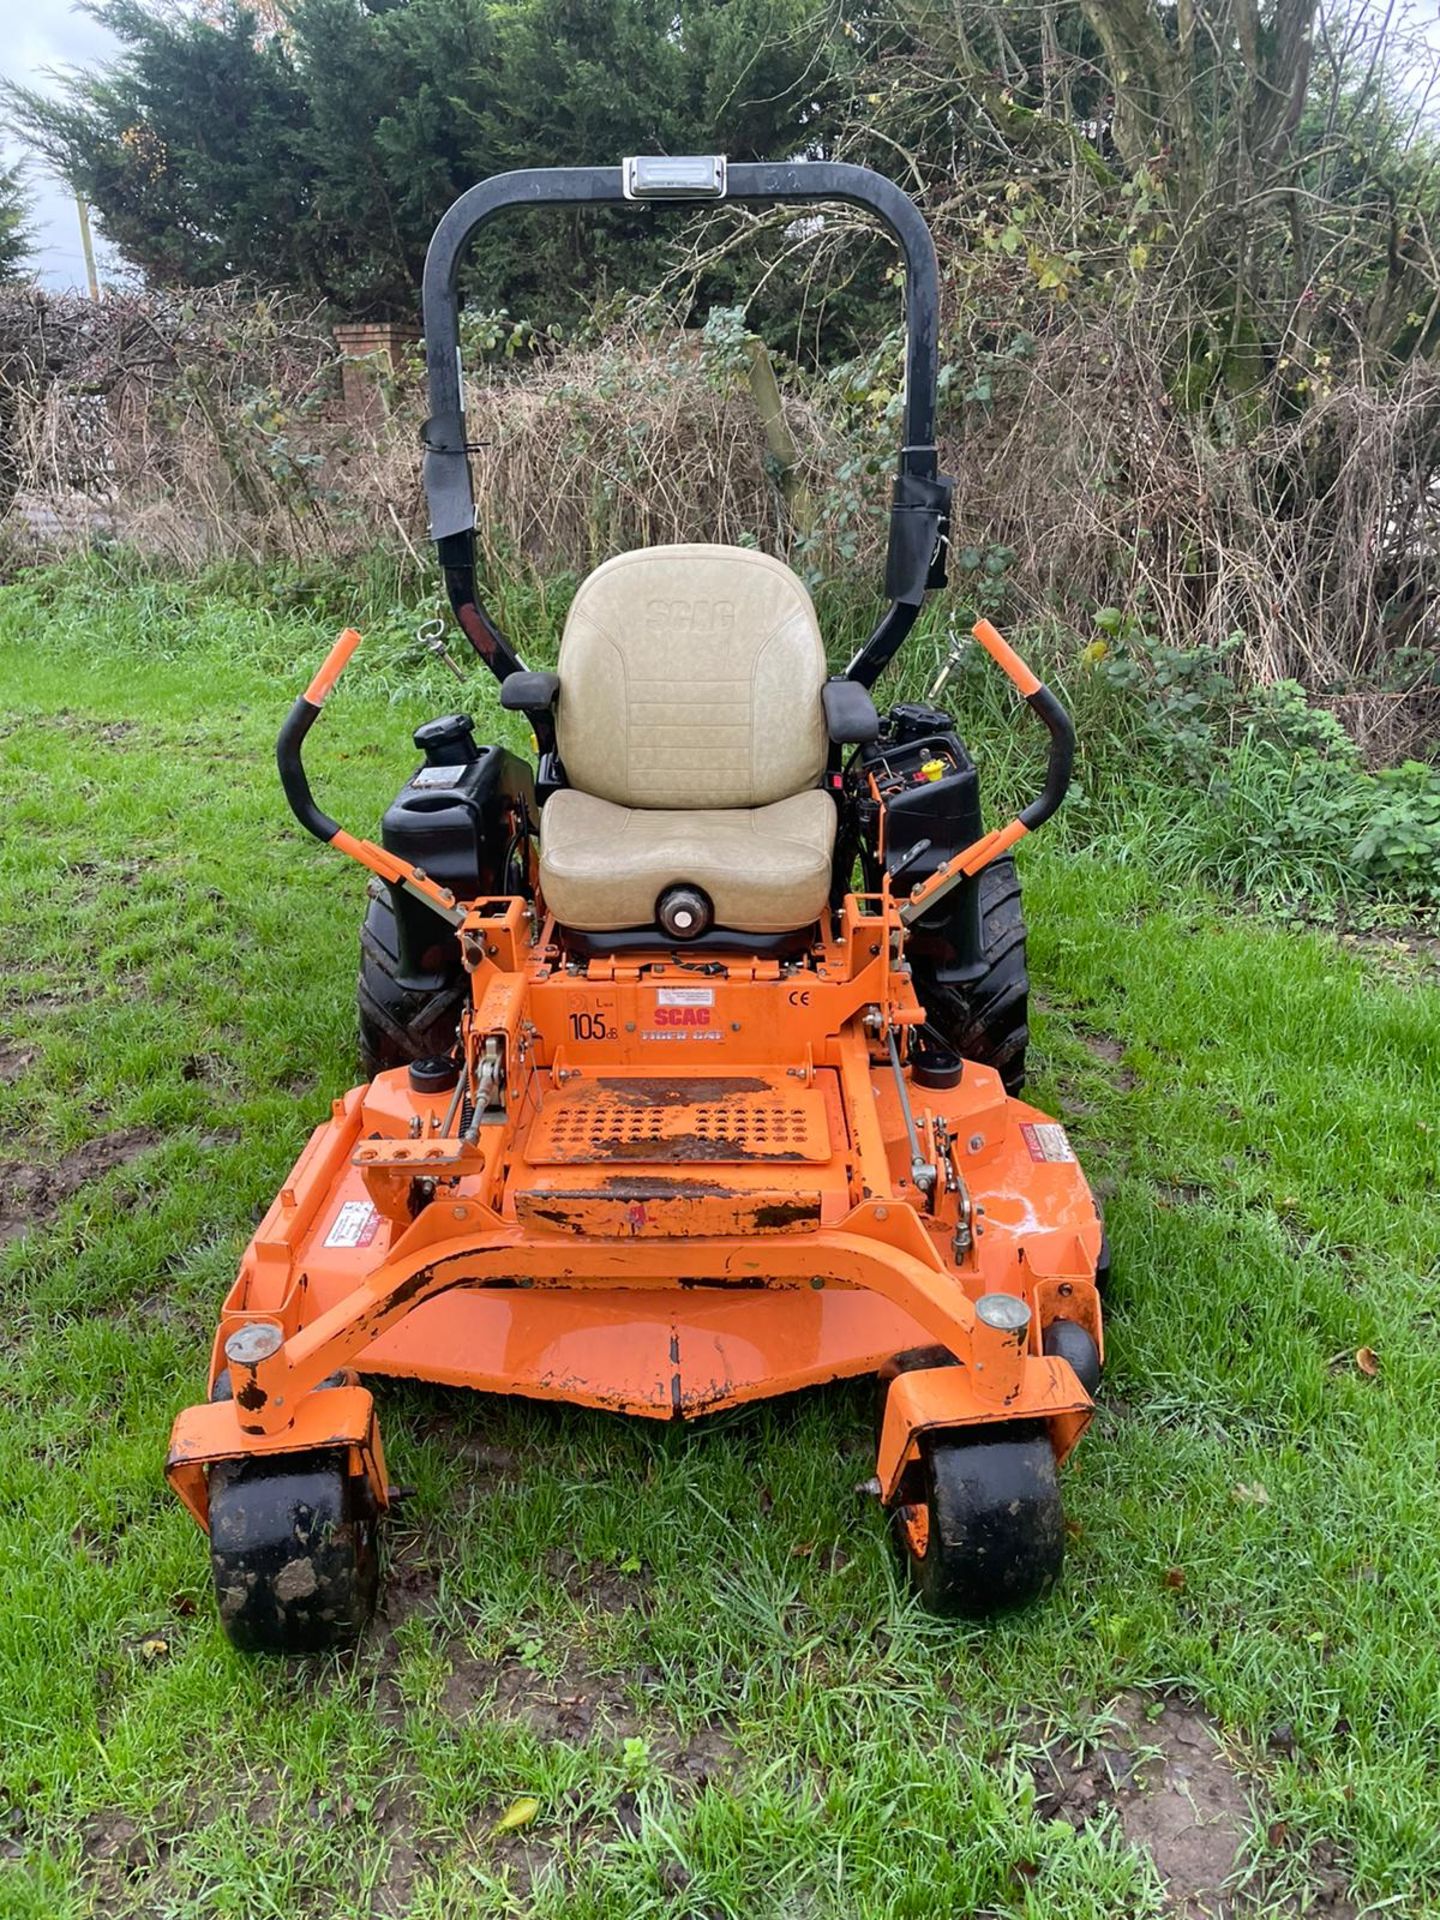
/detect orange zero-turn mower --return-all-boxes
[167,158,1107,1651]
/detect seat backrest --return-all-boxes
[554,544,828,809]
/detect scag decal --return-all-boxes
[653,985,713,1028]
[324,1199,381,1248]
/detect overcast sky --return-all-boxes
[3,0,120,288]
[4,0,1439,293]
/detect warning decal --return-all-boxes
[1021,1122,1076,1164]
[324,1199,382,1248]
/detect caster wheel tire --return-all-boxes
[209,1449,379,1654]
[889,1424,1064,1618]
[1042,1317,1102,1396]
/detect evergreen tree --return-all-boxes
[0,163,34,281]
[5,0,833,317]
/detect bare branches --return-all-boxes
[462,322,853,576]
[940,296,1440,755]
[0,282,371,563]
[0,290,864,588]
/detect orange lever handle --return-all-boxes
[971,619,1041,698]
[304,627,362,705]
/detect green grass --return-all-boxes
[1,559,1438,1917]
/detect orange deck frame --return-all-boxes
[167,884,1102,1529]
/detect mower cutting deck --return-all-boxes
[166,157,1106,1650]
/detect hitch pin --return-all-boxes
[927,617,968,702]
[418,616,466,684]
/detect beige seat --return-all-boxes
[539,544,834,934]
[541,788,836,933]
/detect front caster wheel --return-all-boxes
[888,1424,1064,1618]
[209,1450,380,1653]
[1042,1316,1102,1396]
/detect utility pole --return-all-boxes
[75,193,100,300]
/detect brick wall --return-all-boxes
[333,320,420,423]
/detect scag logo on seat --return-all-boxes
[645,598,735,636]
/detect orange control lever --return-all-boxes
[971,618,1042,697]
[278,630,466,927]
[305,626,363,705]
[898,621,1074,927]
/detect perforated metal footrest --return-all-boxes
[526,1073,831,1166]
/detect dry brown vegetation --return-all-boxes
[0,288,853,573]
[0,283,412,565]
[1,262,1436,757]
[461,323,838,572]
[941,315,1440,756]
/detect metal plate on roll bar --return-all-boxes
[623,155,727,200]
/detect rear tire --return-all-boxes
[358,882,465,1081]
[913,854,1029,1095]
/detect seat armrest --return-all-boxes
[822,678,881,745]
[500,670,561,716]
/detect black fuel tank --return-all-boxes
[373,716,536,984]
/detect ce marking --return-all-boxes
[788,988,812,1006]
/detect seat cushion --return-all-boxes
[540,787,837,934]
[554,544,828,809]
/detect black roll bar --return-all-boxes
[420,159,952,690]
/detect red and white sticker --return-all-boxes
[324,1199,381,1248]
[1021,1122,1075,1164]
[656,986,713,1007]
